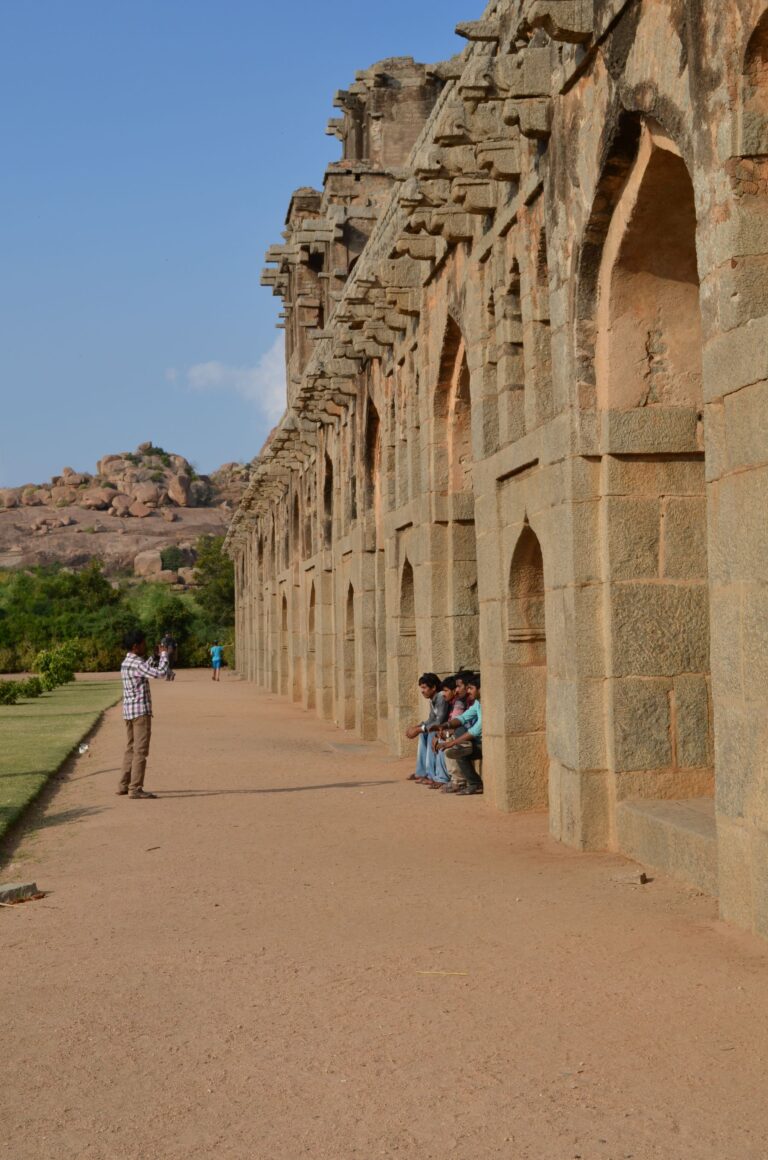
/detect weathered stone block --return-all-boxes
[610,583,710,677]
[601,408,699,455]
[662,497,707,579]
[703,314,768,402]
[674,675,712,769]
[724,379,768,472]
[611,677,672,772]
[606,496,660,579]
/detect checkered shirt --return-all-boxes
[121,651,169,720]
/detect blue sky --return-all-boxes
[0,0,477,487]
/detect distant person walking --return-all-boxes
[160,630,177,681]
[117,629,169,800]
[210,641,224,682]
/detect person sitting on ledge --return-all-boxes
[436,674,483,795]
[425,673,467,788]
[405,672,449,783]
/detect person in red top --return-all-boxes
[117,629,169,800]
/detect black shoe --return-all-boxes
[458,784,483,795]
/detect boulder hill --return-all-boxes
[0,442,252,580]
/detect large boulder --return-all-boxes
[81,487,115,511]
[133,549,163,577]
[128,501,153,519]
[50,484,78,506]
[61,468,88,486]
[167,473,190,507]
[111,493,133,516]
[132,482,161,508]
[21,488,44,507]
[0,489,19,509]
[156,570,180,584]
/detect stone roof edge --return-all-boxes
[224,1,503,555]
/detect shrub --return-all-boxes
[33,642,80,689]
[19,676,43,698]
[0,681,20,705]
[161,546,185,572]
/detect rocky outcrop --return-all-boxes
[0,443,253,518]
[0,442,255,577]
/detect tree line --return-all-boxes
[0,535,234,673]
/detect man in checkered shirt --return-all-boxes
[117,629,170,799]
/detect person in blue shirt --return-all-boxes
[209,641,224,682]
[436,674,483,795]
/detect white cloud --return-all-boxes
[185,337,287,424]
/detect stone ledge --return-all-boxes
[616,797,718,896]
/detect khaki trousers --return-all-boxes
[119,715,152,794]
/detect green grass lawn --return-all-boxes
[0,679,121,843]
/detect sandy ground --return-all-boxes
[1,671,768,1160]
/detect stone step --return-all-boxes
[616,797,718,896]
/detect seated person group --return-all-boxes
[405,670,482,796]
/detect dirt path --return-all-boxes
[2,671,767,1160]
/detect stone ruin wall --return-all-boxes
[225,0,768,939]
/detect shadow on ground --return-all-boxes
[155,779,398,798]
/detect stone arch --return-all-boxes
[595,120,702,411]
[302,479,313,558]
[279,590,288,696]
[500,524,549,811]
[523,223,554,429]
[430,315,479,673]
[392,556,418,751]
[363,399,381,516]
[323,453,334,548]
[433,316,472,496]
[307,581,317,711]
[343,583,356,730]
[738,10,768,156]
[399,558,415,639]
[291,492,301,559]
[256,534,265,684]
[579,113,714,850]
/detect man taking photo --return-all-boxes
[117,629,169,800]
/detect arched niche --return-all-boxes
[279,591,289,696]
[363,400,381,519]
[307,582,317,711]
[501,524,549,811]
[595,119,702,412]
[433,317,473,496]
[581,113,714,817]
[323,454,334,548]
[399,559,415,640]
[291,493,301,559]
[507,525,546,655]
[343,583,356,730]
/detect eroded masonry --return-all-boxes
[225,0,768,937]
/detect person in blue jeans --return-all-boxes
[209,641,224,682]
[405,673,449,782]
[425,673,469,787]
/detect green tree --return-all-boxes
[193,535,234,633]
